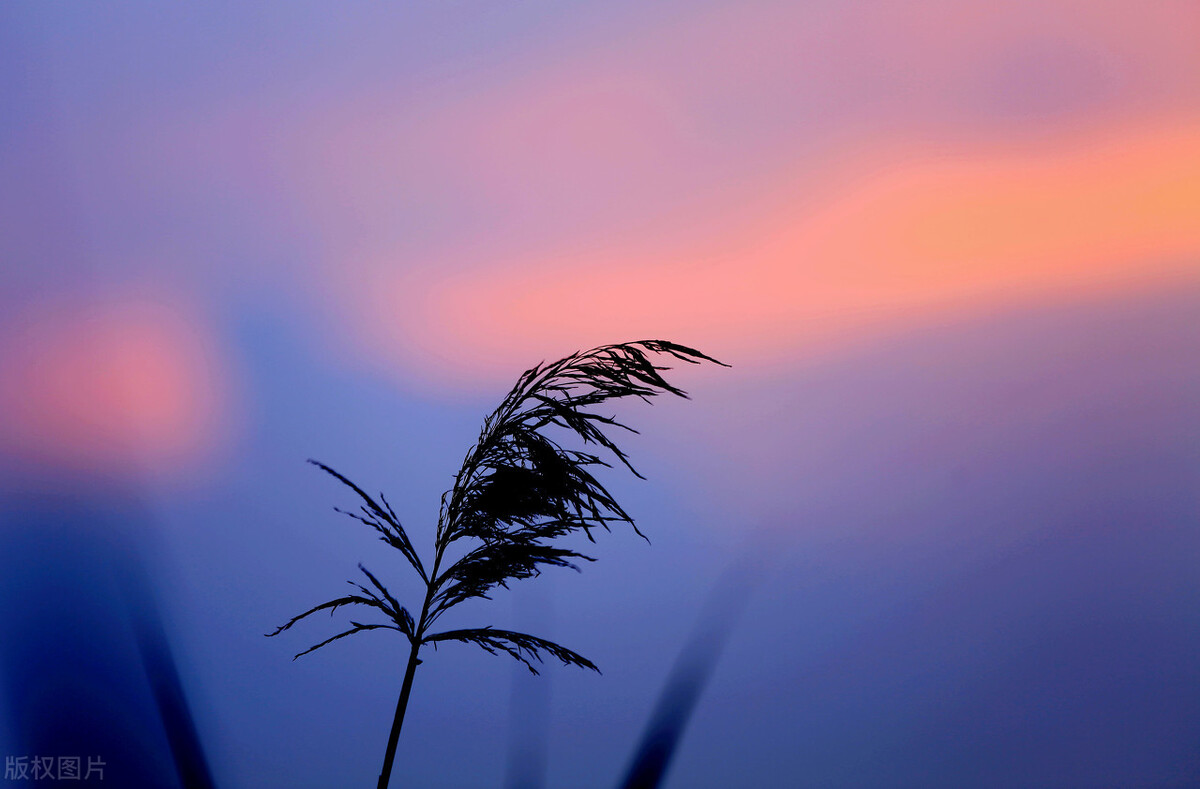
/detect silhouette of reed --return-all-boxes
[268,341,725,788]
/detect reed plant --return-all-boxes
[269,340,724,788]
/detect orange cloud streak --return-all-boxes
[368,117,1200,383]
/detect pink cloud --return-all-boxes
[354,116,1200,384]
[125,2,1199,387]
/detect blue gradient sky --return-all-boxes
[2,3,1198,787]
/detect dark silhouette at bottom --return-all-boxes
[0,488,214,789]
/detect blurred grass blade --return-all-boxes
[618,561,757,789]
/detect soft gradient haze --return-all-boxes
[2,2,1198,787]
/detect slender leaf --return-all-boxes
[425,627,600,675]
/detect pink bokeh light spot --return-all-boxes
[0,295,234,478]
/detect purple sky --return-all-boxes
[2,3,1199,787]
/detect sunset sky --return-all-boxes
[2,2,1198,787]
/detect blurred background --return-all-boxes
[1,2,1198,786]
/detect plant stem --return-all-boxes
[377,639,422,789]
[379,540,445,789]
